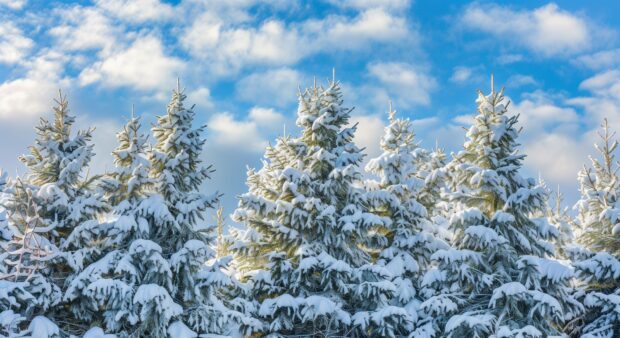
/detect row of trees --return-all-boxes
[0,76,618,338]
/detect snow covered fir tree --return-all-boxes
[0,72,619,338]
[363,104,448,335]
[0,92,105,337]
[229,77,413,337]
[419,80,583,337]
[570,119,620,338]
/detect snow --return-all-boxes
[167,321,197,338]
[83,327,117,338]
[27,316,59,338]
[464,225,508,247]
[490,282,527,307]
[445,313,495,334]
[517,256,574,283]
[576,252,620,281]
[450,207,484,225]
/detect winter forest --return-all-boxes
[0,73,619,338]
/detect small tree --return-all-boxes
[570,119,620,338]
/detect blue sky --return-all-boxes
[1,0,620,214]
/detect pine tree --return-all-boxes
[63,112,155,334]
[575,119,620,255]
[149,82,244,336]
[420,81,582,337]
[64,85,243,338]
[230,77,411,337]
[545,187,577,260]
[570,119,620,338]
[417,142,448,219]
[364,105,447,335]
[0,93,105,336]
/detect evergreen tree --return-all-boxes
[545,187,577,260]
[420,82,582,337]
[149,83,243,336]
[230,77,411,337]
[417,142,448,220]
[575,119,620,255]
[570,119,620,338]
[364,105,447,335]
[64,85,242,338]
[0,93,105,336]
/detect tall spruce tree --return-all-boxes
[0,93,105,336]
[148,83,243,337]
[230,77,411,337]
[364,105,448,335]
[420,81,582,337]
[64,85,242,338]
[571,119,620,338]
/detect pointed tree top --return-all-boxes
[332,68,336,83]
[176,77,181,93]
[131,103,135,119]
[313,76,317,95]
[491,73,495,94]
[388,100,396,122]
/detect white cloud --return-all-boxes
[95,0,174,23]
[326,0,411,11]
[236,68,302,107]
[450,66,474,83]
[186,86,213,110]
[181,15,306,74]
[351,114,386,159]
[461,3,592,57]
[0,51,69,122]
[578,69,620,98]
[506,74,538,88]
[0,23,33,64]
[181,8,413,74]
[310,8,410,50]
[497,54,524,64]
[49,7,121,53]
[249,107,285,128]
[207,107,286,152]
[0,0,25,10]
[576,49,620,70]
[79,36,185,91]
[367,62,436,107]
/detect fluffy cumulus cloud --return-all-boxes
[236,68,302,107]
[326,0,411,11]
[367,62,436,108]
[0,0,25,10]
[79,36,185,91]
[460,3,593,57]
[94,0,174,23]
[0,23,33,64]
[450,66,474,83]
[0,51,69,122]
[180,7,412,75]
[207,107,285,152]
[576,49,620,70]
[49,6,121,53]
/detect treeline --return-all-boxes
[0,76,618,338]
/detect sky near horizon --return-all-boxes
[1,0,620,215]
